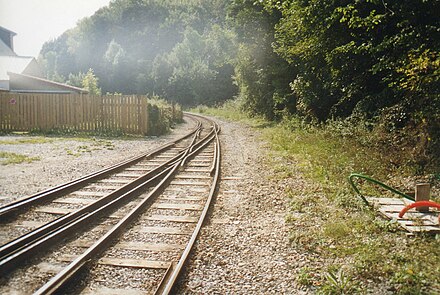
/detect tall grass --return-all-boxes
[195,100,440,294]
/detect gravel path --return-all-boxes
[176,117,309,294]
[0,117,310,294]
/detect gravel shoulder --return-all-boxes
[176,117,310,294]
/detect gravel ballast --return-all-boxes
[0,117,310,294]
[0,121,194,206]
[176,117,309,294]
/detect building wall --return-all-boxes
[0,30,13,51]
[9,73,82,93]
[0,80,8,90]
[23,59,44,78]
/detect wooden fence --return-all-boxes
[0,93,153,134]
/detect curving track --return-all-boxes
[0,113,221,295]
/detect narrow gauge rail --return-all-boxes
[0,114,220,295]
[0,114,203,264]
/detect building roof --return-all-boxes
[0,26,17,36]
[0,55,36,80]
[0,38,16,56]
[8,72,89,94]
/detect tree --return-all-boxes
[228,0,295,119]
[151,26,237,106]
[66,72,85,87]
[82,68,102,95]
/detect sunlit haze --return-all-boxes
[0,0,112,57]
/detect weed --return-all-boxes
[297,267,315,286]
[65,149,80,157]
[0,152,40,165]
[323,221,351,240]
[319,268,360,294]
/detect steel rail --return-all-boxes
[0,147,187,269]
[34,162,181,295]
[33,119,220,294]
[0,165,176,279]
[0,115,201,219]
[156,120,221,294]
[0,116,215,276]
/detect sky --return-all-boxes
[0,0,112,57]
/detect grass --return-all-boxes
[64,138,115,156]
[196,101,440,294]
[0,152,40,165]
[0,137,53,145]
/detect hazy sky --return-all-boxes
[0,0,112,57]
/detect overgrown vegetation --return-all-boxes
[39,0,439,164]
[196,103,440,294]
[39,0,236,106]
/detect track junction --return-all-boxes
[0,113,221,294]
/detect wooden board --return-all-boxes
[58,255,170,269]
[368,197,440,234]
[53,197,95,205]
[152,203,203,211]
[169,181,208,186]
[98,257,170,269]
[160,195,204,201]
[99,179,132,184]
[73,240,184,251]
[147,215,198,223]
[136,226,191,235]
[81,287,144,295]
[174,174,211,179]
[73,191,108,197]
[35,207,72,215]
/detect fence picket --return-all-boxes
[0,93,170,135]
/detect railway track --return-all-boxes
[0,113,221,294]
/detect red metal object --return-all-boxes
[399,201,440,223]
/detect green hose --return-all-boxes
[348,173,415,206]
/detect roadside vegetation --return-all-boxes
[195,101,440,294]
[40,0,439,166]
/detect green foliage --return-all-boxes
[82,68,102,95]
[319,268,360,295]
[66,72,85,87]
[0,152,40,165]
[38,0,440,163]
[297,267,315,286]
[39,0,237,103]
[260,0,440,163]
[151,26,237,106]
[228,0,295,120]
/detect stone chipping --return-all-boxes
[176,118,310,294]
[0,117,311,294]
